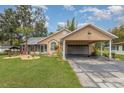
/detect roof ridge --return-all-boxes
[37,29,71,43]
[62,23,118,40]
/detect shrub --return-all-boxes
[103,52,109,57]
[112,53,116,59]
[91,47,99,56]
[0,52,7,55]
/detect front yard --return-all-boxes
[0,55,81,88]
[98,49,124,61]
[116,54,124,61]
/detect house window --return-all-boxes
[112,46,115,50]
[116,46,119,51]
[51,42,57,51]
[122,45,124,51]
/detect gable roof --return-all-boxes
[38,28,70,43]
[23,37,45,45]
[62,23,118,40]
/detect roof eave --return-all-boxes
[62,23,118,40]
[90,24,118,39]
[38,28,71,44]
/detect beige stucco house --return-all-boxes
[26,23,118,59]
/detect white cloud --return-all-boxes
[80,7,111,20]
[57,22,66,26]
[108,6,124,15]
[79,6,124,21]
[77,23,87,27]
[32,5,48,12]
[78,22,94,27]
[64,5,75,11]
[33,5,48,10]
[116,16,124,24]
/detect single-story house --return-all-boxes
[112,42,124,55]
[0,45,12,53]
[24,23,118,59]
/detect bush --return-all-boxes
[91,47,99,56]
[0,52,6,55]
[112,53,116,59]
[103,52,109,57]
[91,51,97,56]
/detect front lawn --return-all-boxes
[116,54,124,61]
[0,55,81,88]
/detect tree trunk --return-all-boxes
[10,32,13,46]
[25,35,28,55]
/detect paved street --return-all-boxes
[68,56,124,88]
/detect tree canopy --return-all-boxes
[111,25,124,43]
[56,17,77,31]
[0,5,48,46]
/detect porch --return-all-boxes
[21,44,47,54]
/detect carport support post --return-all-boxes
[43,45,45,53]
[100,42,103,56]
[63,40,66,60]
[109,40,112,59]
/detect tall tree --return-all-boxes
[111,25,124,42]
[66,17,77,31]
[56,17,77,31]
[34,21,48,37]
[16,27,33,54]
[49,32,54,35]
[0,8,20,45]
[16,5,33,54]
[16,5,32,27]
[32,7,48,37]
[0,5,49,47]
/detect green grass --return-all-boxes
[0,55,81,88]
[116,54,124,61]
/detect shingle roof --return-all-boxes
[23,37,45,45]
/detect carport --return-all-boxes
[65,40,97,56]
[62,24,118,60]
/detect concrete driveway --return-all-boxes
[68,56,124,88]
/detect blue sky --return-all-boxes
[0,5,124,32]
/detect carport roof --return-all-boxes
[62,23,118,40]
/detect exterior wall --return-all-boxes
[63,25,112,41]
[112,44,124,55]
[39,30,69,55]
[89,43,95,55]
[39,25,114,57]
